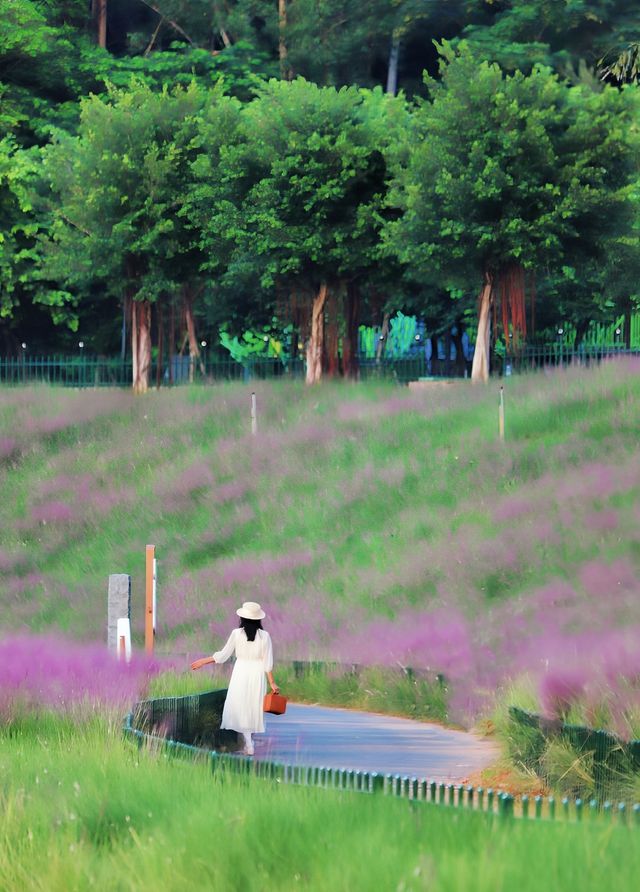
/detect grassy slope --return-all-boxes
[2,361,640,725]
[1,718,639,892]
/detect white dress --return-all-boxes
[213,628,273,734]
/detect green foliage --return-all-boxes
[84,41,275,102]
[384,45,640,323]
[462,0,640,74]
[42,81,215,311]
[190,78,408,314]
[4,716,640,891]
[0,138,45,319]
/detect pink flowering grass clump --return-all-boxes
[0,634,163,723]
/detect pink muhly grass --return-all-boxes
[492,497,532,524]
[30,500,76,525]
[539,668,587,719]
[583,509,619,533]
[578,559,637,599]
[0,633,163,721]
[0,437,18,460]
[218,551,313,588]
[174,462,215,493]
[211,480,252,503]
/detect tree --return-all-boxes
[189,78,406,383]
[384,45,640,380]
[461,0,640,75]
[42,82,211,392]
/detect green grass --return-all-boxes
[2,715,640,892]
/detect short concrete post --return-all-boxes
[108,574,131,653]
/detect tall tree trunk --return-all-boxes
[182,285,205,383]
[386,33,400,95]
[323,290,340,378]
[156,301,164,389]
[429,335,439,375]
[169,297,176,384]
[131,299,152,394]
[573,319,590,350]
[93,0,107,48]
[452,322,466,377]
[305,282,328,385]
[342,282,360,380]
[278,0,291,79]
[444,329,453,377]
[471,272,493,382]
[624,300,632,350]
[121,295,127,361]
[375,312,390,363]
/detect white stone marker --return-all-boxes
[108,573,131,653]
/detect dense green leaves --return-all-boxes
[384,46,640,328]
[1,0,640,362]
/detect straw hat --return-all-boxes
[236,601,266,620]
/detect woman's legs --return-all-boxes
[241,731,254,755]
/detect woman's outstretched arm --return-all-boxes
[191,656,215,670]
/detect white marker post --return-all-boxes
[116,617,132,663]
[251,391,257,436]
[499,386,505,442]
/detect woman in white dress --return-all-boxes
[191,601,279,755]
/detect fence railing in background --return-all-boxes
[1,345,639,387]
[0,355,441,386]
[507,344,640,374]
[123,704,640,826]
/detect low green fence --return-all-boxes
[132,688,240,752]
[123,692,640,826]
[509,706,640,799]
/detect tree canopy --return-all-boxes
[1,0,640,385]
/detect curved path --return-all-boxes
[253,703,499,782]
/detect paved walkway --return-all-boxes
[253,703,499,782]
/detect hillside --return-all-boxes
[2,361,640,725]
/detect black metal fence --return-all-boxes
[1,345,638,388]
[509,706,640,800]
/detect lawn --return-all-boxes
[2,714,639,892]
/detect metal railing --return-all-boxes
[0,355,440,387]
[506,344,640,374]
[123,693,640,826]
[2,345,638,388]
[509,706,640,800]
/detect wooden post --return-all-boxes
[251,392,257,436]
[153,556,157,635]
[145,545,155,655]
[498,386,505,442]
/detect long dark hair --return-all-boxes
[239,617,263,642]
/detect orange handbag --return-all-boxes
[264,692,287,715]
